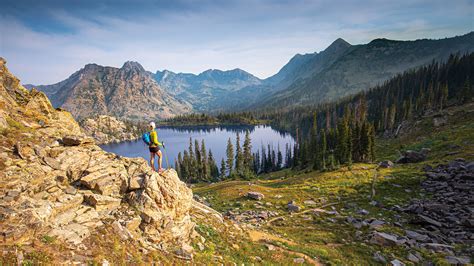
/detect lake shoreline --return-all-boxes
[100,125,295,169]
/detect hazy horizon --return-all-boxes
[1,0,473,85]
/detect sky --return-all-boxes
[1,0,473,85]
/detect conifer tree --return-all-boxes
[285,143,292,168]
[194,139,202,179]
[347,126,353,166]
[271,147,277,171]
[277,144,283,170]
[183,150,190,182]
[369,123,376,162]
[261,145,267,172]
[220,158,226,180]
[292,143,299,168]
[360,121,370,162]
[320,129,327,171]
[208,150,219,181]
[226,137,234,177]
[176,152,183,177]
[310,112,318,161]
[243,130,252,171]
[188,138,196,179]
[235,133,243,174]
[253,151,260,174]
[175,158,181,178]
[201,139,208,181]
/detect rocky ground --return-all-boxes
[80,115,140,145]
[0,58,197,264]
[192,102,474,265]
[398,159,473,262]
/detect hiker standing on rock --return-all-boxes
[145,122,165,173]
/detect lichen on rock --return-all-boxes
[0,57,195,256]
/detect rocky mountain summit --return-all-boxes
[80,115,140,145]
[29,61,191,121]
[154,68,262,112]
[0,58,196,262]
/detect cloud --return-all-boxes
[0,0,472,84]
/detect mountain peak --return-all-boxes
[326,38,351,51]
[121,61,145,72]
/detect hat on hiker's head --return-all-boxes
[149,122,155,129]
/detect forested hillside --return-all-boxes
[256,32,474,110]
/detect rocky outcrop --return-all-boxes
[29,61,191,120]
[396,150,427,163]
[80,115,140,144]
[0,58,195,255]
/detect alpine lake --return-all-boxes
[100,125,295,168]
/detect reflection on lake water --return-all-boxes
[100,125,294,168]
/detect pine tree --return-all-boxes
[235,133,243,175]
[271,147,277,171]
[208,150,219,181]
[347,126,353,166]
[300,141,308,168]
[253,151,260,174]
[226,137,234,177]
[175,159,181,178]
[310,112,318,161]
[277,144,283,170]
[201,139,208,181]
[243,130,252,171]
[176,152,183,177]
[320,129,327,171]
[292,143,299,168]
[336,119,349,164]
[352,122,361,162]
[220,158,226,179]
[261,145,267,173]
[194,139,202,179]
[461,77,472,103]
[188,138,196,179]
[440,84,448,110]
[183,150,190,182]
[285,143,292,168]
[369,123,376,162]
[360,121,370,162]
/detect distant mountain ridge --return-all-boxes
[28,32,474,117]
[255,32,474,109]
[153,68,262,111]
[28,61,191,120]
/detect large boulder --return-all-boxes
[246,191,264,200]
[128,169,195,245]
[378,160,394,168]
[396,150,426,163]
[25,89,55,118]
[433,115,447,127]
[62,135,95,146]
[287,201,301,212]
[370,232,405,246]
